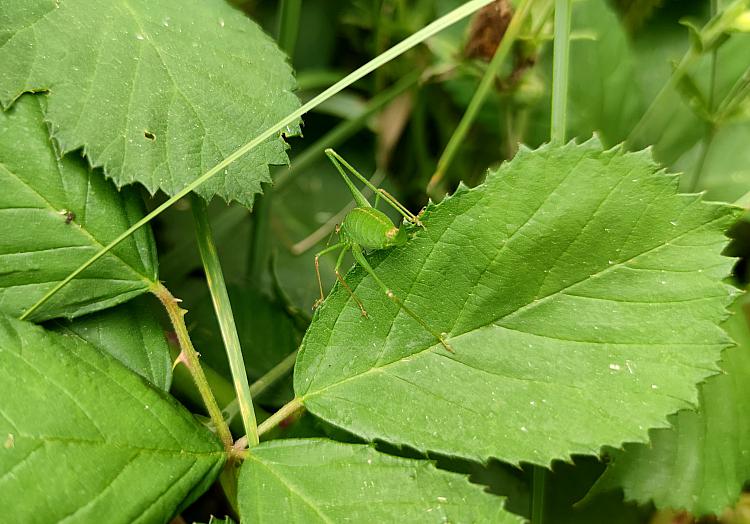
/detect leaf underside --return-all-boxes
[0,314,226,523]
[589,296,750,516]
[0,94,158,321]
[295,139,738,466]
[0,0,300,207]
[238,439,522,523]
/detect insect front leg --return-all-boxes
[313,242,346,310]
[334,245,368,318]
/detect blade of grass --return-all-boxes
[191,195,259,446]
[426,0,534,197]
[19,0,493,321]
[550,0,571,144]
[274,70,420,191]
[277,0,302,57]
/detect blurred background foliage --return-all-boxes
[151,1,750,521]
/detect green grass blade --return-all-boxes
[191,195,259,446]
[428,0,533,195]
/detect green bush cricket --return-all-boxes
[313,149,454,353]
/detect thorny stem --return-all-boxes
[151,282,233,451]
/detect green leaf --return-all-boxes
[49,295,172,391]
[586,294,750,516]
[238,439,522,523]
[0,0,300,207]
[0,94,158,321]
[295,139,738,465]
[0,314,226,522]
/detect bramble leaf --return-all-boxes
[0,314,226,522]
[295,139,738,465]
[587,295,750,516]
[0,0,300,207]
[0,94,157,321]
[49,295,172,391]
[238,439,522,523]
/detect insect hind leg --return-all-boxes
[350,245,454,352]
[334,245,368,317]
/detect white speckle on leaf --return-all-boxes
[520,426,528,433]
[609,363,621,371]
[219,18,225,28]
[136,33,144,40]
[437,496,447,503]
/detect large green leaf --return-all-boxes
[0,314,226,522]
[0,0,299,207]
[238,439,522,523]
[295,139,738,465]
[587,294,750,516]
[0,94,158,321]
[49,295,172,391]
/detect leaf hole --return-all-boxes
[144,130,156,140]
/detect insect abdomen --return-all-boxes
[341,207,398,250]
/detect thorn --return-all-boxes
[171,350,190,371]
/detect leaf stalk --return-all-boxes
[151,282,233,451]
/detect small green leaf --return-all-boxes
[295,139,738,466]
[49,295,172,390]
[238,439,522,523]
[0,314,226,522]
[587,295,750,516]
[0,94,158,321]
[0,0,300,207]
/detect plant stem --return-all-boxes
[427,0,533,196]
[222,350,299,426]
[550,0,572,144]
[531,467,546,524]
[274,71,420,191]
[258,398,304,437]
[277,0,302,58]
[191,195,259,447]
[689,1,720,192]
[151,282,233,450]
[19,0,494,321]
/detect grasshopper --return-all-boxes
[313,149,454,353]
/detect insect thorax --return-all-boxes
[340,207,405,251]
